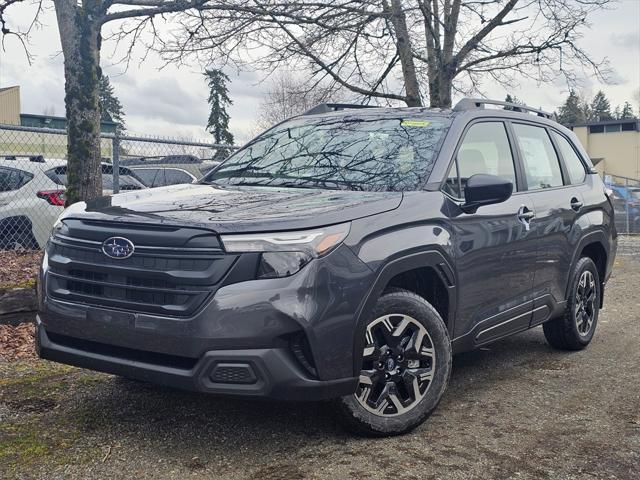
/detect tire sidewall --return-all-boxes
[567,257,600,345]
[339,289,452,436]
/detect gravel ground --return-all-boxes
[1,241,639,479]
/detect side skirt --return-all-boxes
[451,295,566,354]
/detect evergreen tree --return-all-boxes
[504,94,523,110]
[613,105,621,120]
[99,75,126,131]
[557,90,586,126]
[590,91,612,122]
[620,101,635,119]
[204,69,234,160]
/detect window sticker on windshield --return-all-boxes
[400,120,430,127]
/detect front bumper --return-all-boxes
[36,319,356,400]
[37,244,373,400]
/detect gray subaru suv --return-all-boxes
[37,99,616,436]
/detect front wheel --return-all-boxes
[337,288,452,436]
[543,257,600,350]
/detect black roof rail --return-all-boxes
[3,154,45,162]
[302,103,378,116]
[453,98,556,120]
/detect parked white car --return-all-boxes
[0,156,67,249]
[0,156,146,249]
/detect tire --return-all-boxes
[336,288,452,436]
[543,257,600,351]
[0,217,39,250]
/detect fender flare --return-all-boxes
[350,249,457,376]
[565,229,610,305]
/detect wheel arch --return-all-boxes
[567,230,610,308]
[351,250,456,376]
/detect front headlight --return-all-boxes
[220,222,351,278]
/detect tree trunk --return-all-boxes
[428,68,454,108]
[389,0,422,107]
[54,0,103,206]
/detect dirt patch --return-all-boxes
[0,323,36,361]
[0,250,41,289]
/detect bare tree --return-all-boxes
[2,0,613,204]
[255,72,336,131]
[162,0,612,109]
[0,0,224,204]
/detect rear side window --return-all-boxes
[444,122,516,199]
[0,167,33,192]
[551,131,586,184]
[513,124,563,190]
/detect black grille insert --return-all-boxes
[47,331,198,370]
[47,232,237,317]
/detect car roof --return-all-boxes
[297,106,453,123]
[294,99,559,128]
[0,156,67,172]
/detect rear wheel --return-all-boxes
[543,257,600,350]
[337,288,451,436]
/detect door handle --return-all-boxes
[517,205,535,231]
[570,198,583,212]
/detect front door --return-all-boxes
[443,121,538,344]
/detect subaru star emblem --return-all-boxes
[102,237,135,259]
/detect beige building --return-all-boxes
[0,85,116,158]
[572,119,640,181]
[0,86,21,125]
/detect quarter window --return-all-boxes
[551,132,586,184]
[444,122,516,199]
[164,169,194,185]
[0,167,33,192]
[513,124,563,190]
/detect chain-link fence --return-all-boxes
[603,173,640,235]
[3,122,638,251]
[0,124,237,250]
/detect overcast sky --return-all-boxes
[1,1,639,145]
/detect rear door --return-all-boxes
[444,121,538,344]
[510,123,589,325]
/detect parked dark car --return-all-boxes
[37,99,616,436]
[607,184,640,232]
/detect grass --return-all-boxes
[0,361,105,474]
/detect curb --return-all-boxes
[0,287,37,318]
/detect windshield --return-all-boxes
[203,114,449,191]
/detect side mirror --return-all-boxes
[462,174,513,213]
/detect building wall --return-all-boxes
[0,86,21,125]
[573,125,640,180]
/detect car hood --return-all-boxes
[63,183,403,233]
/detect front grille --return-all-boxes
[46,222,237,317]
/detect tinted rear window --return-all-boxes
[0,167,33,192]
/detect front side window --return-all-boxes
[204,115,450,192]
[444,122,516,199]
[513,124,563,190]
[551,131,586,184]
